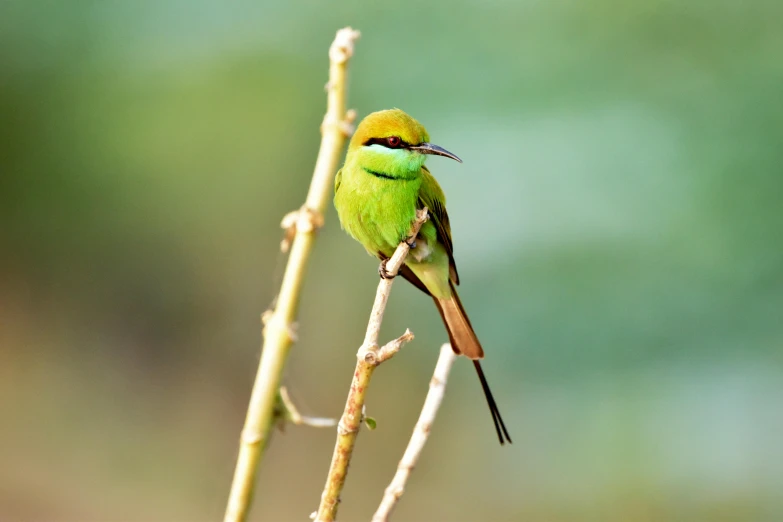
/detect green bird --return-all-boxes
[334,108,511,445]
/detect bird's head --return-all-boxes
[347,109,461,178]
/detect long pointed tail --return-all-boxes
[433,283,512,445]
[473,360,512,445]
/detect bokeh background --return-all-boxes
[2,1,782,521]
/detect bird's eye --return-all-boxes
[387,136,401,148]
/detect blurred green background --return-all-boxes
[2,1,782,521]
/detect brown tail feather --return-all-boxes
[434,295,484,359]
[433,283,512,445]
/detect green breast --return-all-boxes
[335,168,421,258]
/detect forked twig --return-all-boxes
[313,209,429,522]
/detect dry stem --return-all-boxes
[223,27,360,522]
[371,344,458,522]
[313,209,429,522]
[279,386,337,429]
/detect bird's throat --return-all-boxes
[354,145,426,181]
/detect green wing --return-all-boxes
[418,166,459,285]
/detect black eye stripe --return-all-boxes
[363,137,412,148]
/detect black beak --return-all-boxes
[409,142,462,163]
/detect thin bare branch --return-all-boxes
[371,344,458,522]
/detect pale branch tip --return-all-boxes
[328,27,361,64]
[377,328,415,363]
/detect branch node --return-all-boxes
[363,351,378,365]
[341,109,357,136]
[321,113,356,138]
[358,343,380,365]
[262,313,298,343]
[337,421,358,436]
[240,428,262,446]
[377,329,415,363]
[280,206,325,252]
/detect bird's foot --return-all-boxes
[404,234,418,249]
[378,259,396,280]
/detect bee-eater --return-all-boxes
[334,108,511,444]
